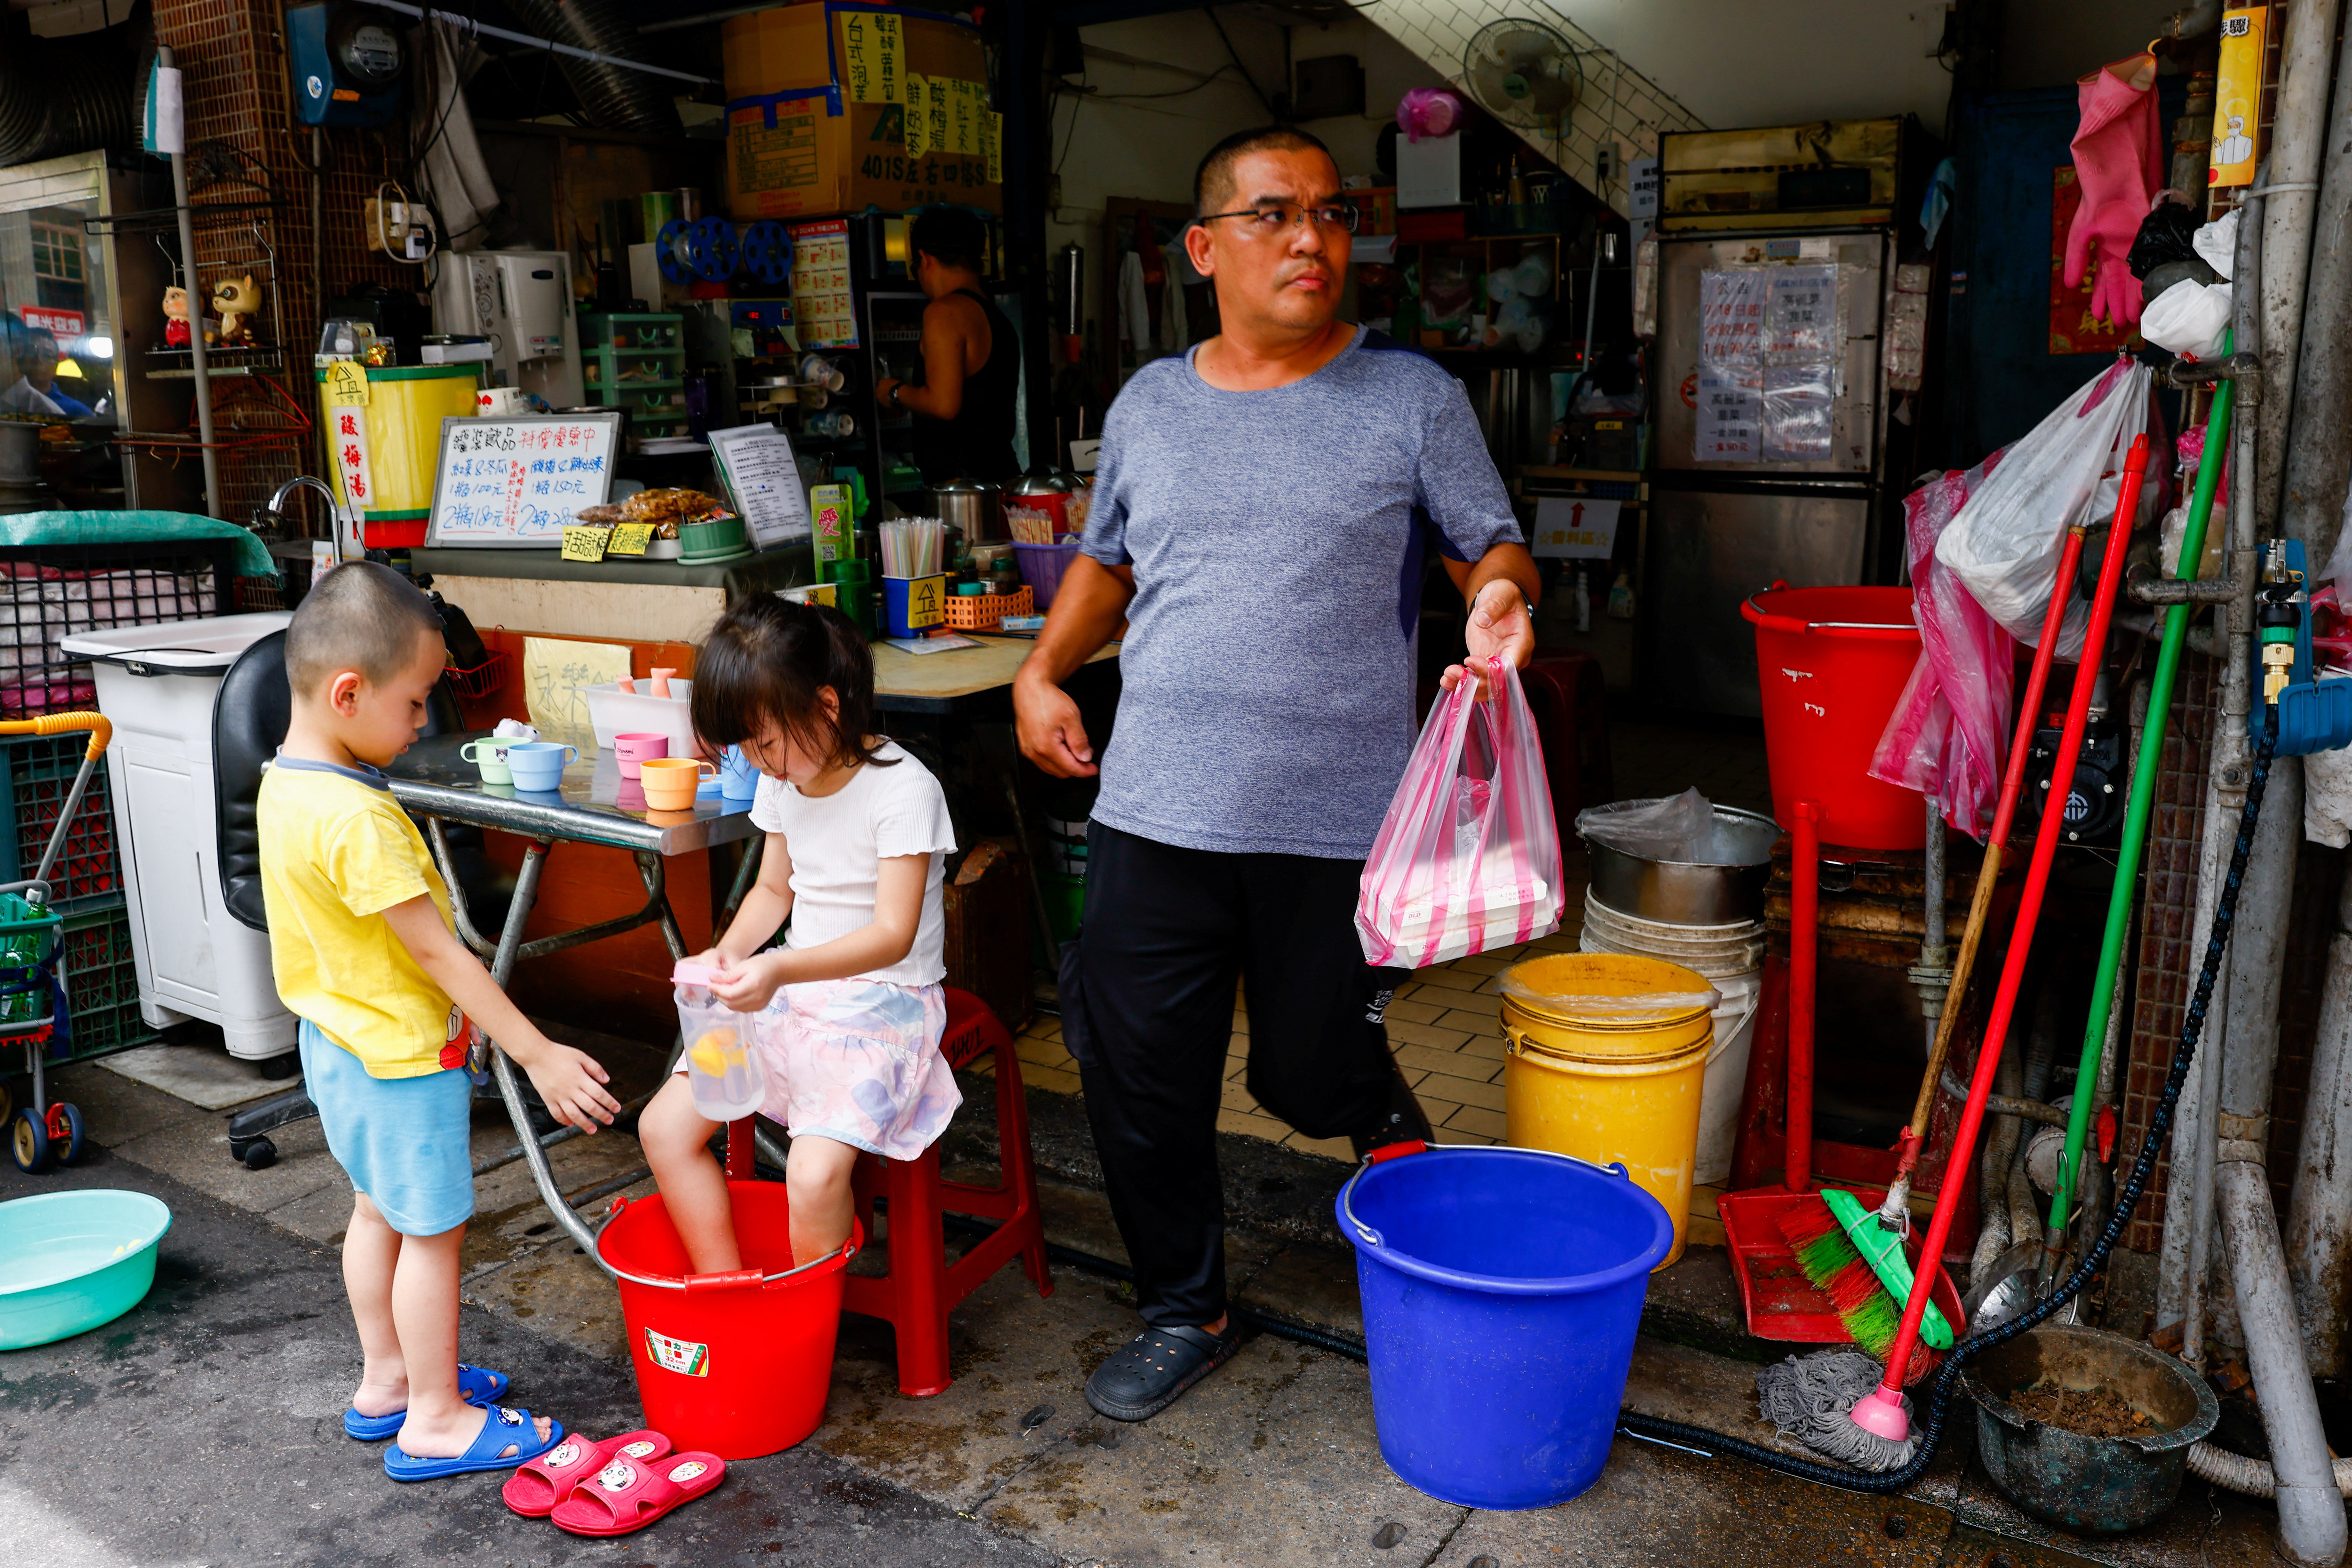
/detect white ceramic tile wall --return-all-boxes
[1363,0,1708,214]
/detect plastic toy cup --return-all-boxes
[639,756,715,810]
[505,741,578,792]
[720,745,760,800]
[459,738,513,784]
[613,731,668,779]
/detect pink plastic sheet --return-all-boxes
[1871,454,2017,839]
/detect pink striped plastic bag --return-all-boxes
[1869,453,2016,838]
[1357,656,1564,969]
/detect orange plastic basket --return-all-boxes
[943,585,1033,632]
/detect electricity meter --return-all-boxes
[288,3,408,127]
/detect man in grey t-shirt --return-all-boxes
[1014,126,1539,1422]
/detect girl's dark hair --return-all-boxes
[691,597,894,771]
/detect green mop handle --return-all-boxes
[2043,347,2234,1254]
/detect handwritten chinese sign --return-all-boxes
[426,414,621,547]
[328,405,378,511]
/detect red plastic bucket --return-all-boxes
[598,1181,857,1460]
[1740,585,1924,851]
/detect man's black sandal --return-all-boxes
[1084,1322,1244,1421]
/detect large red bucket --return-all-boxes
[598,1181,857,1460]
[1740,585,1924,851]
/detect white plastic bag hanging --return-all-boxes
[1935,360,2153,657]
[1358,657,1564,969]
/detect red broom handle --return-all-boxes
[1874,433,2149,1394]
[1891,496,2090,1181]
[1788,801,1820,1192]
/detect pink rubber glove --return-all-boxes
[2065,55,2164,327]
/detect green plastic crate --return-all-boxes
[48,901,154,1063]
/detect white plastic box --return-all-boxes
[581,680,696,756]
[59,613,299,1060]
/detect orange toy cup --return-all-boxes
[639,756,716,810]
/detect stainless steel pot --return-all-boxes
[1580,803,1778,925]
[934,477,1004,542]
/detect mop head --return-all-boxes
[1777,1199,1940,1385]
[1756,1349,1920,1472]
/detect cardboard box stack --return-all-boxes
[724,3,1003,221]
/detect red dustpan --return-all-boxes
[1715,799,1967,1342]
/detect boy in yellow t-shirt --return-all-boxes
[260,561,619,1480]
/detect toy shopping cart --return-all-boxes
[0,714,111,1172]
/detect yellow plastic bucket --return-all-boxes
[317,362,484,540]
[1500,953,1716,1269]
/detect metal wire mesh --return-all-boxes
[0,539,237,715]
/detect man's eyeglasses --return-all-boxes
[1197,201,1362,237]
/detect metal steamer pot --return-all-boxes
[933,477,1003,542]
[1579,803,1779,926]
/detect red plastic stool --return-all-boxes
[839,986,1054,1396]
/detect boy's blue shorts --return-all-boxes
[299,1019,476,1237]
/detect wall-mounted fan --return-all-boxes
[1462,17,1581,137]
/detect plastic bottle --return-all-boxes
[1572,567,1591,632]
[673,961,764,1120]
[1607,572,1637,621]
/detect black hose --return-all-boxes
[1620,707,2283,1491]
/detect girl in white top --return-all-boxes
[641,596,960,1269]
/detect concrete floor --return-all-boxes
[0,1041,2303,1568]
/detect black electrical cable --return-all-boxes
[1620,704,2283,1491]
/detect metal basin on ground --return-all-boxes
[1963,1324,2218,1535]
[1581,803,1778,925]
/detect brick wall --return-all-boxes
[2121,654,2216,1253]
[1357,0,1706,215]
[151,0,422,517]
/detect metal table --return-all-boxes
[387,733,775,1273]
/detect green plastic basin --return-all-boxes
[0,1189,172,1350]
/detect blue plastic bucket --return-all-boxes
[1338,1146,1673,1508]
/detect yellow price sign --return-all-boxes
[608,523,656,556]
[561,526,611,563]
[323,359,371,406]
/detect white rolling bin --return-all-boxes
[59,613,296,1060]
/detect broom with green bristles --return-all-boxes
[1777,1189,1951,1385]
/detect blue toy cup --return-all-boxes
[459,737,513,784]
[505,741,578,792]
[720,745,760,800]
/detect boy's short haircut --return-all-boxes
[908,206,986,274]
[285,560,444,696]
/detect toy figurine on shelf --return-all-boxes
[161,285,191,349]
[211,272,262,347]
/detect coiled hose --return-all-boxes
[1619,708,2282,1492]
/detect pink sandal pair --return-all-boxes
[501,1428,726,1536]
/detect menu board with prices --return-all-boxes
[789,219,858,349]
[426,414,622,547]
[1693,368,1761,463]
[1765,266,1838,360]
[1698,269,1764,369]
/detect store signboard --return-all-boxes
[19,306,83,339]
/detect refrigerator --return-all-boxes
[1643,227,1895,716]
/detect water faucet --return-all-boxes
[254,474,341,540]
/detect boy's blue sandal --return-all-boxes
[343,1364,509,1440]
[384,1406,563,1480]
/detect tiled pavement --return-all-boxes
[1002,923,1587,1162]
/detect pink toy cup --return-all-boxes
[614,732,669,779]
